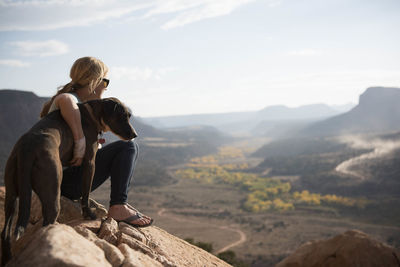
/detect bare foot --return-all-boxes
[108,204,153,227]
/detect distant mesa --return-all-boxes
[301,87,400,137]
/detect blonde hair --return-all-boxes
[40,56,108,117]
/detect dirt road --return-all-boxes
[157,208,247,253]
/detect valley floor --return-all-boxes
[91,136,400,266]
[92,171,400,266]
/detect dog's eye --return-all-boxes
[128,113,132,118]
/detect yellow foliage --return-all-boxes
[292,190,365,208]
[273,198,294,211]
[221,163,249,170]
[217,146,244,160]
[177,149,366,214]
[266,187,279,195]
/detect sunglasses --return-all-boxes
[102,78,110,88]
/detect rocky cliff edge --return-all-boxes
[0,187,231,267]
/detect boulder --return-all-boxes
[67,218,103,233]
[74,226,125,267]
[0,187,231,267]
[119,222,146,243]
[118,243,163,267]
[98,217,119,245]
[7,224,111,267]
[117,232,155,258]
[277,230,400,267]
[11,219,44,256]
[57,197,108,223]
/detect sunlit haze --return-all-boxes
[0,0,399,117]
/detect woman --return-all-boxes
[40,56,153,227]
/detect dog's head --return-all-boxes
[100,97,137,140]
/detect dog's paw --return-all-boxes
[82,207,97,220]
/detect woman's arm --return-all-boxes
[54,93,86,166]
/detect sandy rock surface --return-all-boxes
[277,229,400,267]
[7,224,111,267]
[0,186,231,267]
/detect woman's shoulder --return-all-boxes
[48,92,79,114]
[54,92,79,103]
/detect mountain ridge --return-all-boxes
[143,103,354,137]
[301,86,400,137]
[143,103,353,129]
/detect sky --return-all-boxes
[0,0,399,117]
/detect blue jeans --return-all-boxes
[61,140,139,206]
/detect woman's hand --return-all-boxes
[70,136,86,166]
[54,93,86,165]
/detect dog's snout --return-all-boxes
[119,127,137,140]
[130,128,138,139]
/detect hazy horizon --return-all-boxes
[0,0,399,117]
[141,101,356,118]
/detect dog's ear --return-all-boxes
[102,97,129,116]
[101,98,118,114]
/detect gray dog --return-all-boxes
[1,97,137,265]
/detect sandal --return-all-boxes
[125,203,153,221]
[116,212,154,228]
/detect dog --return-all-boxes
[1,97,137,265]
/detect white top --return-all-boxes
[48,92,104,149]
[48,93,79,114]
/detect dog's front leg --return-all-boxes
[80,159,97,220]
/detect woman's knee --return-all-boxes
[126,139,139,151]
[116,139,139,155]
[112,139,138,149]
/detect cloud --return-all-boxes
[110,66,176,81]
[287,49,323,56]
[9,40,69,57]
[0,59,31,67]
[0,0,152,31]
[0,0,270,31]
[144,0,257,30]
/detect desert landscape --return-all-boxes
[93,133,400,266]
[1,2,399,265]
[1,87,400,266]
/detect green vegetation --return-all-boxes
[184,238,213,253]
[217,250,249,267]
[184,237,249,267]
